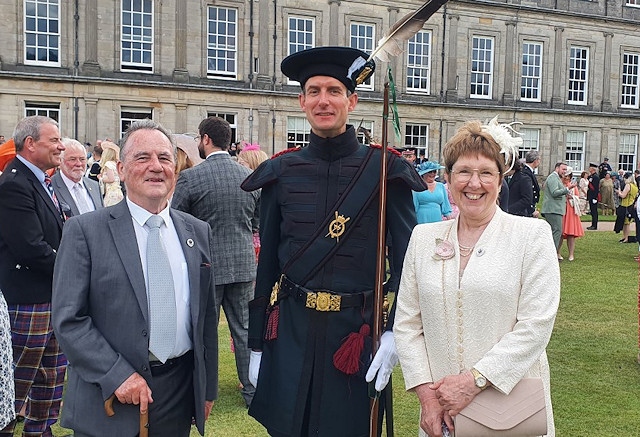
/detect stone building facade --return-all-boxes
[1,0,640,175]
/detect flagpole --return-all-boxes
[370,80,390,437]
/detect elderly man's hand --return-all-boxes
[114,372,153,414]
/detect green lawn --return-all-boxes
[37,227,640,436]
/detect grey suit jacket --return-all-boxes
[172,153,259,285]
[52,200,218,436]
[51,171,104,217]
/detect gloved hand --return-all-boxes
[249,350,262,388]
[365,331,398,392]
[592,198,597,204]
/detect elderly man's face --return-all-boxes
[60,147,88,183]
[118,129,176,213]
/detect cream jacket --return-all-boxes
[394,208,559,436]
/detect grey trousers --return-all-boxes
[216,281,255,406]
[545,213,564,249]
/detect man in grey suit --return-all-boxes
[52,120,218,437]
[541,161,575,254]
[172,116,259,407]
[52,138,103,217]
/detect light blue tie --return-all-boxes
[146,215,176,363]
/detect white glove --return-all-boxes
[592,198,597,204]
[365,331,398,392]
[249,351,262,388]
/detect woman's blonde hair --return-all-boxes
[175,147,194,174]
[100,145,119,167]
[238,149,269,171]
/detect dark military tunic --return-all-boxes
[241,126,424,437]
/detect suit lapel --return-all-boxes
[16,160,64,228]
[84,177,103,208]
[52,174,80,217]
[109,201,149,322]
[171,211,200,326]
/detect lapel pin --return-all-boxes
[186,238,194,247]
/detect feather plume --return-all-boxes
[370,0,449,62]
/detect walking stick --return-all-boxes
[104,394,149,437]
[370,81,390,437]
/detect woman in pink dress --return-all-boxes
[558,167,584,261]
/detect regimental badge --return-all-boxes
[325,211,351,243]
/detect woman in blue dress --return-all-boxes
[413,161,453,223]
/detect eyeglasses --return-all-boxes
[450,168,500,184]
[194,135,201,143]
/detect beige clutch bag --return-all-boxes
[454,377,547,437]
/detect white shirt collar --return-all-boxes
[205,150,229,159]
[126,197,172,228]
[60,171,84,191]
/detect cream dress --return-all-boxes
[394,209,559,437]
[101,160,124,207]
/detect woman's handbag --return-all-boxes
[454,377,547,437]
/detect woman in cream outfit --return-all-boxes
[394,118,560,437]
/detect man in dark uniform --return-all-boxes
[523,150,541,217]
[587,162,600,230]
[598,157,612,180]
[241,47,425,437]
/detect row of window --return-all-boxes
[23,1,640,108]
[23,99,639,172]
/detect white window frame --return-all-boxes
[565,130,586,172]
[120,108,152,137]
[25,102,60,122]
[207,6,237,80]
[518,128,540,168]
[407,30,432,95]
[470,36,494,99]
[287,116,311,148]
[404,123,429,158]
[618,133,638,172]
[121,0,153,73]
[621,52,640,109]
[350,119,374,144]
[568,46,589,105]
[520,41,543,102]
[287,16,315,86]
[349,22,375,91]
[207,112,238,144]
[24,0,60,66]
[625,0,640,6]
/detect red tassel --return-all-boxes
[265,305,279,341]
[333,324,370,375]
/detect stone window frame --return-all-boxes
[406,30,432,95]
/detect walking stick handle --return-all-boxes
[104,393,149,437]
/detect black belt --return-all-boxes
[279,275,369,312]
[149,350,193,376]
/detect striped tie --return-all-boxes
[44,174,60,210]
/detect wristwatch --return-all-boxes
[471,368,488,390]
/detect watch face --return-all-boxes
[476,376,487,388]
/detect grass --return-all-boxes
[32,226,640,436]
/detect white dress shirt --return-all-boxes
[59,172,96,213]
[127,197,192,358]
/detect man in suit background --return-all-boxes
[0,115,67,436]
[523,150,541,217]
[541,162,574,254]
[172,116,259,407]
[52,120,218,437]
[52,138,103,217]
[586,162,600,230]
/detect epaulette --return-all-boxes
[271,147,302,159]
[368,143,402,157]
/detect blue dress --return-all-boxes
[413,182,452,224]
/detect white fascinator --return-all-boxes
[481,116,523,175]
